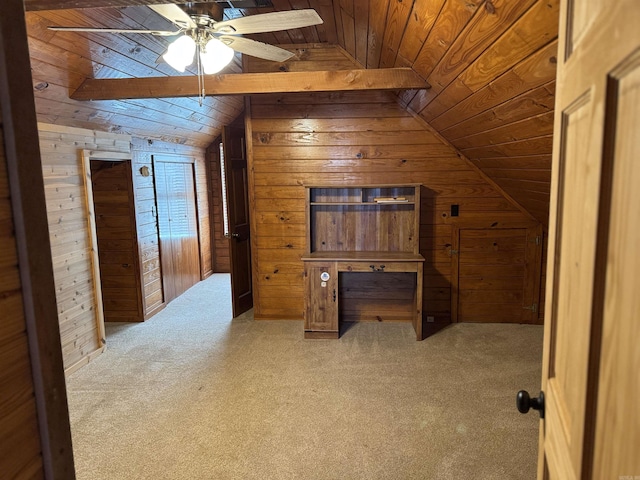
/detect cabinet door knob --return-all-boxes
[370,265,376,271]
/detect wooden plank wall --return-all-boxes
[331,0,559,227]
[38,126,209,373]
[23,1,559,228]
[0,108,45,480]
[38,123,130,374]
[247,88,539,324]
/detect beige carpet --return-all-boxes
[66,274,543,480]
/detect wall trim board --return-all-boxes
[62,345,106,377]
[244,98,261,319]
[253,314,303,321]
[144,302,165,321]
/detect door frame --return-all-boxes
[81,150,138,355]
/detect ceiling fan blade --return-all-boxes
[212,9,323,35]
[149,4,197,30]
[48,26,181,36]
[218,35,294,62]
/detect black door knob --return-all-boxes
[516,390,545,419]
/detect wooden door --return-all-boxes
[91,160,144,322]
[154,156,201,304]
[455,227,541,323]
[222,125,253,317]
[537,0,640,478]
[304,263,338,338]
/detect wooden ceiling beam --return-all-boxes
[70,68,429,100]
[24,0,218,11]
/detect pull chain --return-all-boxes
[196,43,204,107]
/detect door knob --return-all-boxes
[516,390,545,419]
[231,232,240,238]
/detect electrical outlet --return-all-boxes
[426,316,435,323]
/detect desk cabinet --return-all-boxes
[304,262,338,338]
[302,185,425,340]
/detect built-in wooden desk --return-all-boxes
[302,251,425,340]
[302,185,425,340]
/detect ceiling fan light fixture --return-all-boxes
[163,34,196,72]
[50,7,324,105]
[200,38,235,74]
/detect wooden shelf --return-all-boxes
[307,185,421,254]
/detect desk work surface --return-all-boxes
[301,251,425,262]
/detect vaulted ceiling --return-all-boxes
[24,0,558,225]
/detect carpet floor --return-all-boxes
[66,274,543,480]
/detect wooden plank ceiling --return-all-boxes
[24,0,558,224]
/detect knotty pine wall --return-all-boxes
[0,112,44,480]
[39,123,130,374]
[329,0,559,228]
[38,124,210,374]
[247,90,539,324]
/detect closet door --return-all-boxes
[154,156,201,303]
[91,159,144,322]
[455,226,541,324]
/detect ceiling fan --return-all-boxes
[48,4,324,75]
